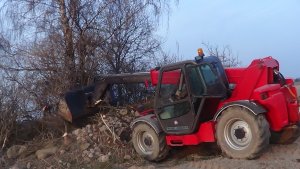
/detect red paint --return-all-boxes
[150,69,159,85]
[139,109,154,116]
[220,57,299,132]
[144,79,149,89]
[166,121,215,146]
[150,69,180,86]
[150,56,299,146]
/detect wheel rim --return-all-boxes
[137,131,155,155]
[224,118,252,150]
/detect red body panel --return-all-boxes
[166,121,215,146]
[221,57,299,131]
[255,87,289,131]
[150,56,299,146]
[150,69,180,85]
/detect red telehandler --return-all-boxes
[61,49,299,161]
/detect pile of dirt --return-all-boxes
[1,107,145,169]
[68,111,138,164]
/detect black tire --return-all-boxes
[216,106,270,159]
[132,123,169,161]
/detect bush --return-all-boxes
[0,106,18,151]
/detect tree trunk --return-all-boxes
[57,0,76,88]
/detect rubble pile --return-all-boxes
[69,107,139,163]
[2,107,143,169]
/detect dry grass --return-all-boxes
[0,111,17,151]
[13,115,66,144]
[1,114,67,168]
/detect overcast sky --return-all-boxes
[158,0,300,78]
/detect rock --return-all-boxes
[88,153,93,158]
[128,165,155,169]
[9,164,21,169]
[86,124,91,129]
[98,154,110,163]
[124,154,131,160]
[83,157,91,162]
[72,129,81,136]
[119,109,128,115]
[35,147,58,159]
[80,128,86,134]
[6,145,27,159]
[26,162,31,169]
[128,166,138,169]
[66,163,71,168]
[80,143,91,151]
[147,165,156,169]
[90,148,95,153]
[92,136,98,141]
[80,138,87,143]
[94,147,100,152]
[60,149,65,155]
[80,143,90,151]
[92,124,98,131]
[99,125,107,132]
[83,150,89,155]
[95,152,101,157]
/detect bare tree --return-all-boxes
[154,41,182,67]
[98,0,162,74]
[202,42,240,67]
[0,72,27,149]
[0,0,173,118]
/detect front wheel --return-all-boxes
[216,107,270,159]
[132,123,169,161]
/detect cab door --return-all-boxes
[154,63,227,135]
[154,66,197,135]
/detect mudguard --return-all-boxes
[213,100,267,121]
[131,114,163,134]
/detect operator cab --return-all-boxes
[153,50,229,135]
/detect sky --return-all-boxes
[158,0,300,78]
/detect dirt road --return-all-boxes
[172,140,300,169]
[131,137,300,169]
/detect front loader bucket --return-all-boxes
[60,83,108,122]
[65,86,93,121]
[58,72,150,122]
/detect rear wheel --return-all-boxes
[132,123,169,161]
[216,107,270,159]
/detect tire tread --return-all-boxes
[216,107,270,159]
[132,123,169,162]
